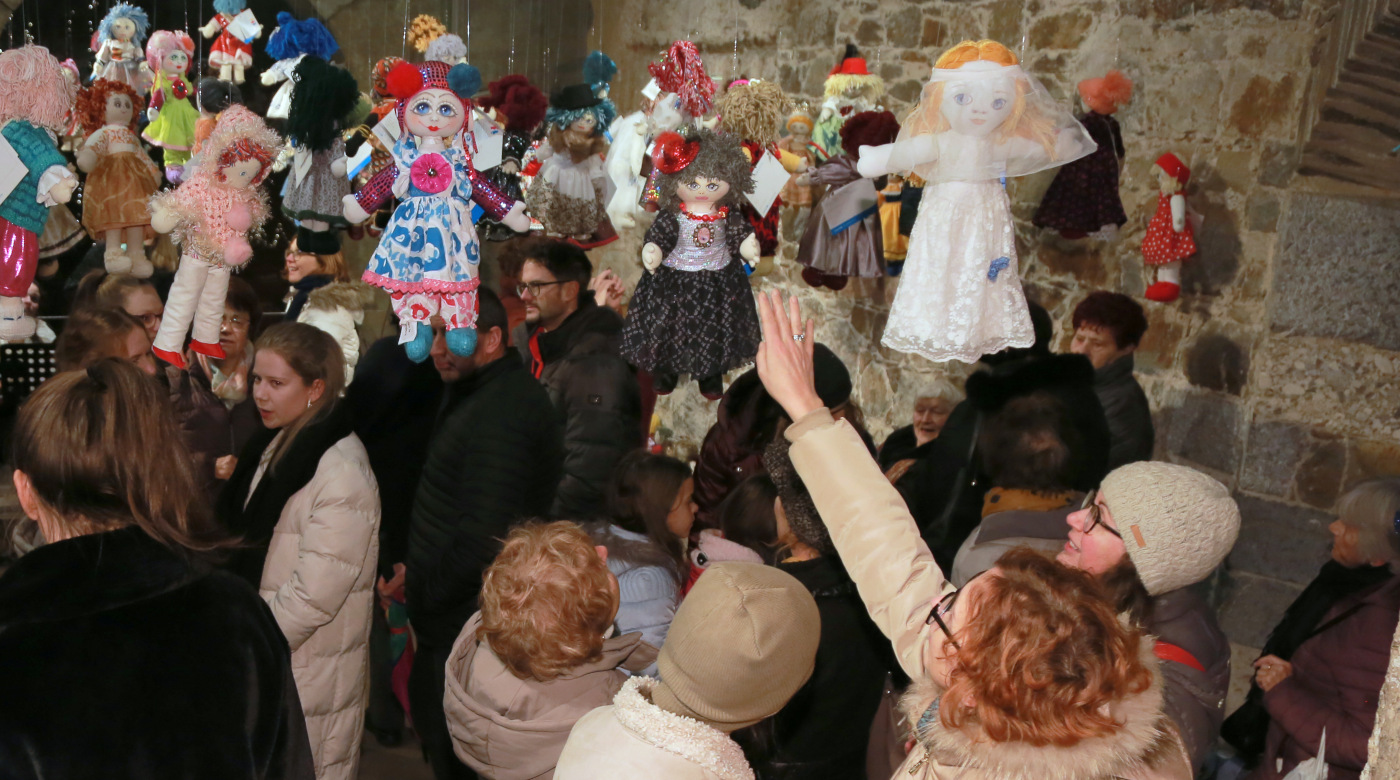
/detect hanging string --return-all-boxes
[731,0,739,78]
[465,0,471,63]
[507,0,515,72]
[401,0,410,60]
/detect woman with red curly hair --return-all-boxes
[752,289,1193,780]
[76,78,162,277]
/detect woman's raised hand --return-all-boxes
[755,290,823,421]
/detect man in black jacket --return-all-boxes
[1070,291,1155,470]
[405,288,564,780]
[511,239,641,518]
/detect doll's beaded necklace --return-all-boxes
[679,204,728,222]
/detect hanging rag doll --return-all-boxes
[192,77,242,157]
[796,110,900,290]
[408,14,467,66]
[143,30,199,182]
[880,175,908,274]
[476,74,547,241]
[201,0,261,84]
[857,39,1095,363]
[813,44,885,164]
[1142,152,1196,303]
[716,79,807,276]
[0,46,80,341]
[76,79,163,276]
[150,105,279,367]
[342,60,530,362]
[526,83,617,247]
[777,107,821,209]
[260,13,340,121]
[1034,70,1133,240]
[345,57,407,237]
[639,42,716,213]
[618,129,761,400]
[90,4,151,95]
[59,59,85,151]
[282,56,358,254]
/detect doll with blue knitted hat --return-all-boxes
[526,81,618,247]
[260,13,340,120]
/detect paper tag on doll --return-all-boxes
[0,135,29,205]
[745,151,789,216]
[227,10,262,43]
[292,148,312,187]
[398,320,417,346]
[470,119,504,171]
[372,117,400,152]
[346,143,374,180]
[641,79,661,100]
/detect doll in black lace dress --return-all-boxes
[619,129,760,400]
[476,75,547,241]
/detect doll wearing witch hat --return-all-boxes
[476,74,547,241]
[527,83,618,247]
[282,56,358,254]
[813,44,885,164]
[260,13,340,120]
[1142,152,1196,303]
[618,129,761,400]
[1034,70,1133,239]
[343,60,529,362]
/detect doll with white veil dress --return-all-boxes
[858,40,1095,363]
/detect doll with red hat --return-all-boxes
[1034,70,1133,239]
[342,60,530,362]
[813,44,885,164]
[634,41,717,215]
[618,129,761,400]
[1143,152,1196,302]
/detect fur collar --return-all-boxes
[613,677,754,780]
[901,639,1172,780]
[304,280,375,313]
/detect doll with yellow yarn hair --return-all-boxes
[858,39,1095,363]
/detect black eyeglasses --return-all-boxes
[1081,489,1122,539]
[926,588,961,651]
[516,280,567,297]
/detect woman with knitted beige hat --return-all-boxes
[751,289,1192,780]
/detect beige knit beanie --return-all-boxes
[1100,461,1241,596]
[651,563,820,733]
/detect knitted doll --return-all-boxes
[526,83,617,247]
[1034,70,1133,239]
[76,79,163,276]
[857,40,1095,363]
[260,13,340,120]
[795,110,899,290]
[476,75,547,241]
[150,105,279,368]
[201,0,261,84]
[813,45,885,164]
[143,30,199,182]
[0,46,80,341]
[618,129,761,400]
[777,108,821,208]
[192,77,242,156]
[408,14,466,66]
[716,79,806,276]
[91,4,151,95]
[342,61,530,362]
[1142,152,1196,303]
[282,56,358,254]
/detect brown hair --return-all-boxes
[604,449,691,582]
[286,234,350,283]
[478,521,618,681]
[70,271,157,317]
[54,308,146,371]
[12,359,226,550]
[254,322,346,470]
[77,78,143,136]
[941,548,1153,746]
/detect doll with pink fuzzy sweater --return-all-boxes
[149,105,281,368]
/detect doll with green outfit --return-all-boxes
[143,30,200,182]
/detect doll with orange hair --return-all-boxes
[1142,152,1196,303]
[76,79,163,276]
[1034,70,1133,239]
[857,39,1095,363]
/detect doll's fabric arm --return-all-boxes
[726,211,754,260]
[1170,194,1186,232]
[353,164,397,214]
[36,166,76,207]
[466,167,518,221]
[776,148,807,174]
[149,85,166,112]
[643,211,680,256]
[200,17,222,38]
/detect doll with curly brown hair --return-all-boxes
[76,78,163,276]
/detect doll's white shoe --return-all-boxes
[104,244,132,274]
[127,245,153,278]
[0,297,35,341]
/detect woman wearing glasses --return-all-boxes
[752,290,1193,780]
[283,233,373,383]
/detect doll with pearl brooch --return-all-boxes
[342,61,530,363]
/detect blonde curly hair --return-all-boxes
[716,80,792,148]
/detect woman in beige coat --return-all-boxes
[752,291,1192,780]
[218,322,381,780]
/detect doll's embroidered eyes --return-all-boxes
[437,104,456,117]
[954,92,972,106]
[413,102,433,115]
[992,98,1008,110]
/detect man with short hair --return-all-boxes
[405,288,564,780]
[1070,291,1154,470]
[511,239,642,518]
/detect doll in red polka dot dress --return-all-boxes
[1142,152,1196,302]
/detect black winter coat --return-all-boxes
[512,296,642,519]
[0,526,315,780]
[405,353,564,648]
[1095,354,1155,470]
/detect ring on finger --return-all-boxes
[793,333,805,343]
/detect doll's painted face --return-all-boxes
[105,93,135,127]
[678,176,730,207]
[221,157,264,189]
[940,74,1016,139]
[650,92,685,133]
[110,18,136,42]
[569,113,597,134]
[163,50,190,75]
[405,88,466,139]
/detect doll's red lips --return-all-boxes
[427,125,440,131]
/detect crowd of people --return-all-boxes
[1,240,1398,780]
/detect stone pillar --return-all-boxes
[1362,617,1400,779]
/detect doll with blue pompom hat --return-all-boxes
[343,61,530,362]
[260,13,339,120]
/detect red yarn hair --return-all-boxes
[940,548,1153,746]
[77,78,142,137]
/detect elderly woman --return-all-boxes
[877,377,962,483]
[444,521,656,780]
[1249,478,1400,780]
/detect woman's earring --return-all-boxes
[306,398,312,409]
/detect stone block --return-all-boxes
[889,78,923,105]
[1218,571,1305,648]
[856,19,883,47]
[1185,331,1250,396]
[1229,495,1333,586]
[1247,193,1281,233]
[1226,73,1299,138]
[1137,305,1187,372]
[1347,438,1400,483]
[1034,240,1108,286]
[885,7,923,49]
[1296,437,1348,509]
[1183,198,1242,297]
[1214,151,1256,193]
[1271,194,1400,351]
[1029,10,1094,50]
[1162,391,1242,473]
[1240,420,1307,497]
[1258,142,1299,187]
